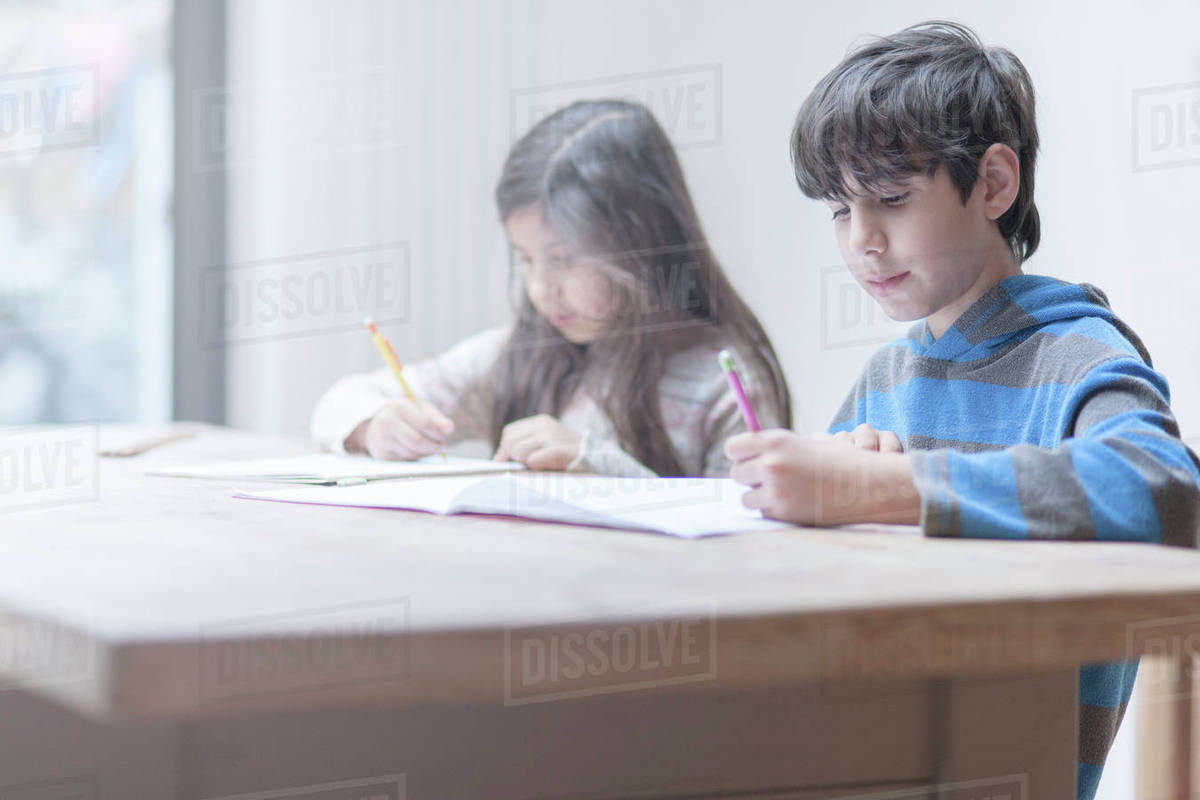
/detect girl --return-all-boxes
[311,99,790,477]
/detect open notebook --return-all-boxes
[148,453,525,485]
[236,473,789,538]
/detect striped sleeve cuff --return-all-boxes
[908,449,960,537]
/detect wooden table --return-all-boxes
[2,425,1199,800]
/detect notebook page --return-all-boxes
[149,453,524,483]
[503,475,788,537]
[236,474,492,514]
[237,474,790,537]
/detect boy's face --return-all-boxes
[823,164,1014,336]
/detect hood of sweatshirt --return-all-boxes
[911,274,1153,365]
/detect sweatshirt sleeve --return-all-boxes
[828,383,864,435]
[573,434,657,478]
[310,326,510,453]
[908,357,1200,546]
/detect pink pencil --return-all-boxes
[718,349,760,432]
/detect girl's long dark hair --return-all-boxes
[490,100,791,476]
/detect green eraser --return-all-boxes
[717,349,734,373]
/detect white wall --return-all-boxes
[218,0,1200,446]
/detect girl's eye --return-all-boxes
[831,207,849,221]
[881,192,911,206]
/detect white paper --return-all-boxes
[237,474,790,537]
[148,453,524,484]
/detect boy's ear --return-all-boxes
[978,143,1020,221]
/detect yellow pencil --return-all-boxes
[365,318,417,402]
[364,318,445,459]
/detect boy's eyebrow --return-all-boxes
[828,178,916,203]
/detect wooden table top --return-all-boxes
[2,424,1199,720]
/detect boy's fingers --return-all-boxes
[728,457,763,488]
[724,431,768,461]
[852,424,880,451]
[879,430,904,453]
[740,486,771,513]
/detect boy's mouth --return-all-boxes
[866,272,910,294]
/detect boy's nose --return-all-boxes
[848,214,887,257]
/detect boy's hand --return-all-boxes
[725,429,920,526]
[494,414,583,471]
[346,399,455,460]
[832,423,904,453]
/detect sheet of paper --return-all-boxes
[148,453,524,483]
[238,474,488,514]
[496,474,788,536]
[238,474,789,537]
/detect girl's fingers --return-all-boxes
[524,447,563,471]
[379,425,437,461]
[425,403,455,434]
[498,419,549,462]
[398,425,442,458]
[507,434,542,463]
[494,426,528,462]
[392,400,449,445]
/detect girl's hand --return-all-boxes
[831,423,904,453]
[494,414,583,471]
[725,429,919,526]
[346,399,455,460]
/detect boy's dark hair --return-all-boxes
[791,20,1040,262]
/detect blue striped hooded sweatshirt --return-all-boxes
[830,274,1200,799]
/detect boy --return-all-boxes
[727,21,1200,799]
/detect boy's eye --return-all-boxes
[830,206,849,221]
[881,192,911,206]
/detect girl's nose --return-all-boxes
[524,263,558,306]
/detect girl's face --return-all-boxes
[506,206,616,344]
